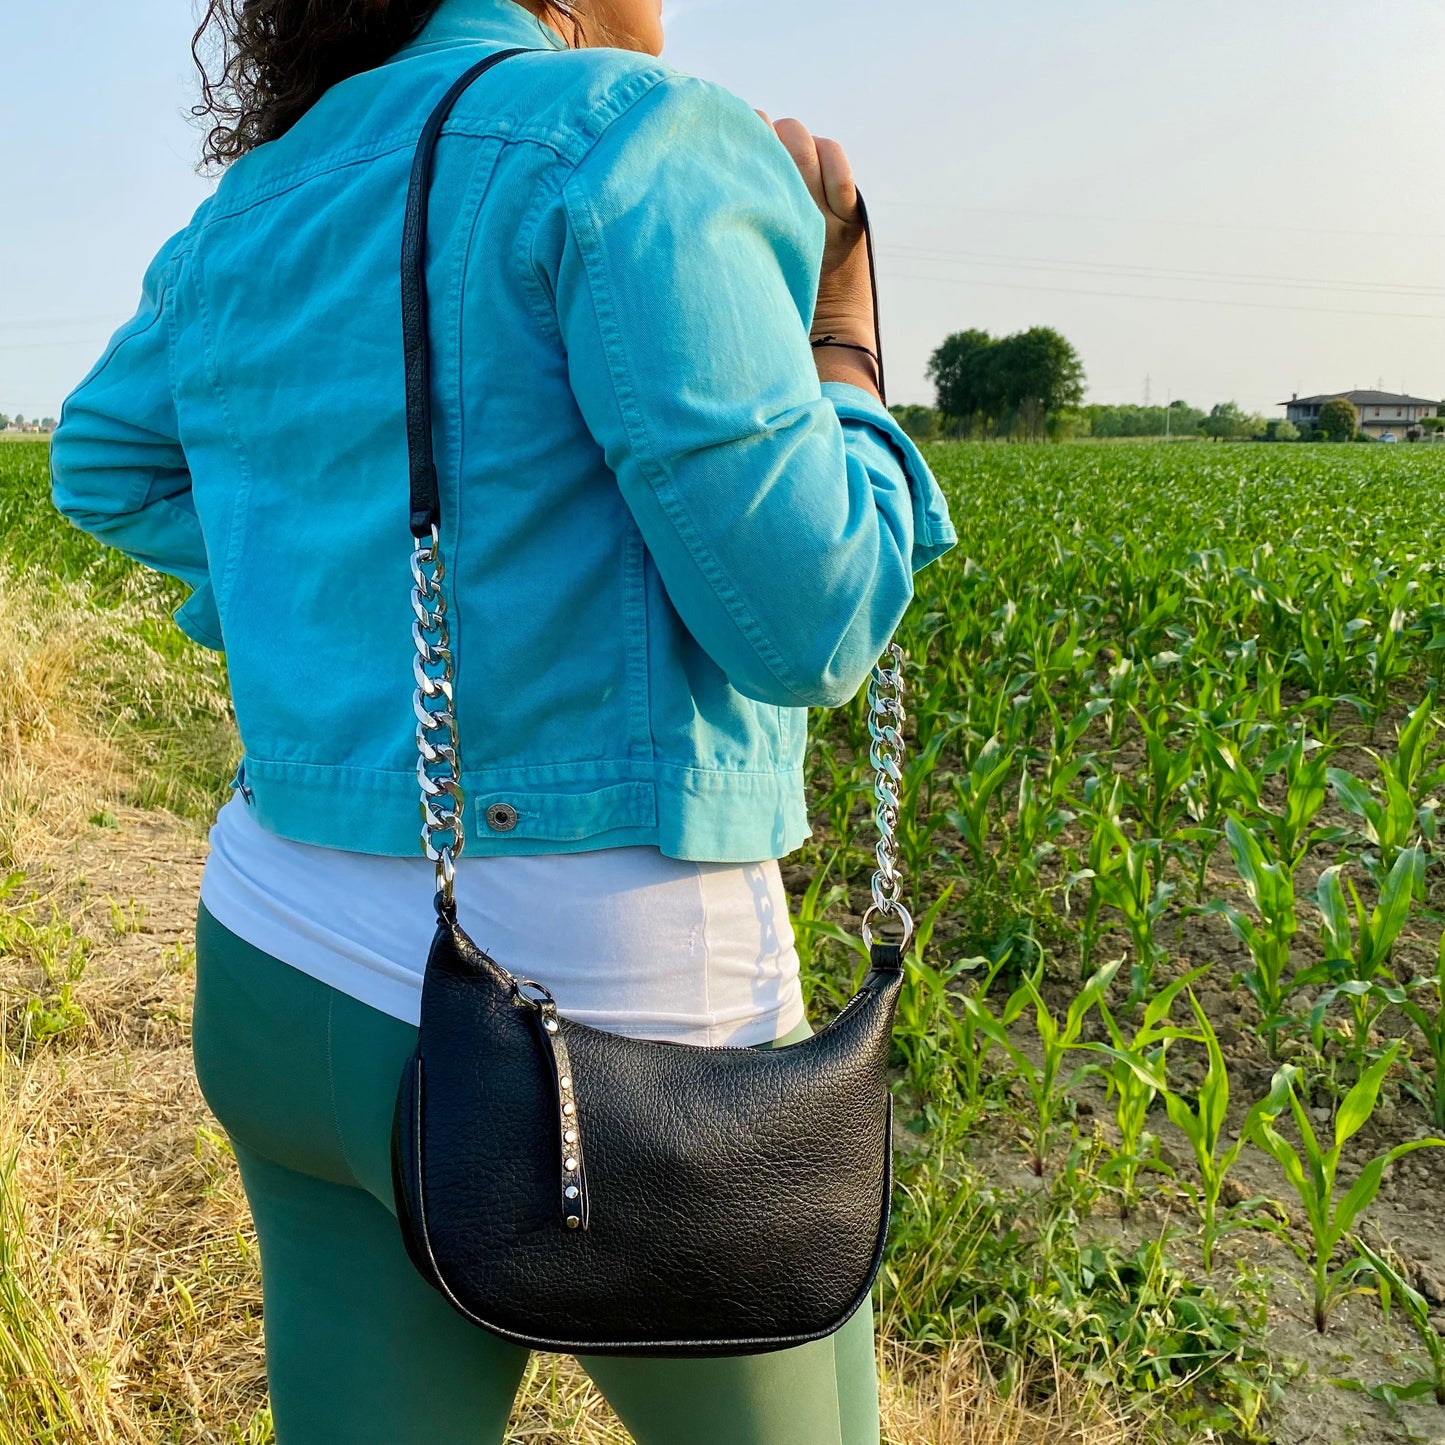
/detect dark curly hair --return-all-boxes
[191,1,585,169]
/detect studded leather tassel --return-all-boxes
[530,999,590,1232]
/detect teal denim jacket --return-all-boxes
[49,0,957,862]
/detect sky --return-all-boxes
[3,0,1444,419]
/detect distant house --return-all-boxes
[1281,390,1439,440]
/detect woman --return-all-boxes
[50,0,956,1440]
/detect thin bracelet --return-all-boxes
[811,336,883,391]
[810,335,880,365]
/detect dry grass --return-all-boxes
[502,1338,1129,1444]
[0,556,1131,1443]
[0,815,268,1445]
[1,568,129,865]
[0,563,234,870]
[877,1339,1130,1445]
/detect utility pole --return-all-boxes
[1165,389,1172,441]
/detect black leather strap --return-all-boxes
[854,189,887,406]
[404,48,534,538]
[868,939,904,975]
[403,51,890,534]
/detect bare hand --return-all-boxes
[757,112,877,356]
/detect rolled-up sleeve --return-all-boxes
[551,73,955,709]
[49,225,222,651]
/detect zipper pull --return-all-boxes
[513,979,589,1232]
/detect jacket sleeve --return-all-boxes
[551,73,956,709]
[49,224,223,651]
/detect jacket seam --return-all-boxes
[64,286,177,517]
[559,95,818,708]
[159,250,217,634]
[445,137,505,686]
[192,245,257,613]
[202,79,662,229]
[205,136,419,223]
[237,753,801,781]
[826,388,947,549]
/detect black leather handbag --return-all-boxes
[391,50,918,1359]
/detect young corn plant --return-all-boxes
[1214,815,1298,1056]
[1127,709,1197,840]
[1304,844,1424,1078]
[1295,604,1370,722]
[884,886,973,1125]
[894,725,962,883]
[1080,966,1209,1219]
[1249,1043,1444,1333]
[788,849,848,986]
[1066,775,1126,980]
[951,944,1014,1118]
[1379,692,1444,801]
[1009,762,1082,909]
[1328,765,1419,883]
[1088,821,1174,1008]
[945,733,1015,883]
[1377,929,1445,1130]
[1353,1237,1445,1408]
[1364,584,1416,725]
[1160,992,1286,1272]
[1258,730,1333,869]
[964,959,1121,1177]
[1181,725,1266,900]
[809,741,868,874]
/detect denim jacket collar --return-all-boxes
[397,0,567,56]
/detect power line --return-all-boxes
[880,269,1445,322]
[876,199,1445,243]
[883,244,1445,299]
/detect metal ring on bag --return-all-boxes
[861,902,914,952]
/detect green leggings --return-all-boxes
[191,903,880,1445]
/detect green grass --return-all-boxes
[12,436,1445,1439]
[0,442,236,856]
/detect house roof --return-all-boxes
[1281,390,1438,408]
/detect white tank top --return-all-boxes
[199,795,805,1047]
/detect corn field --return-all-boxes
[8,437,1445,1441]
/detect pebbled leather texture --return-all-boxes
[393,915,903,1357]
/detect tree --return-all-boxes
[928,326,1086,439]
[1083,401,1205,438]
[995,327,1086,429]
[1199,402,1264,442]
[927,329,997,433]
[1045,409,1088,442]
[888,405,940,442]
[39,417,56,431]
[1318,397,1357,442]
[1263,419,1300,442]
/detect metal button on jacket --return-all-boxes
[486,802,519,832]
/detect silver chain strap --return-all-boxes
[412,526,465,903]
[860,641,914,951]
[413,525,912,945]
